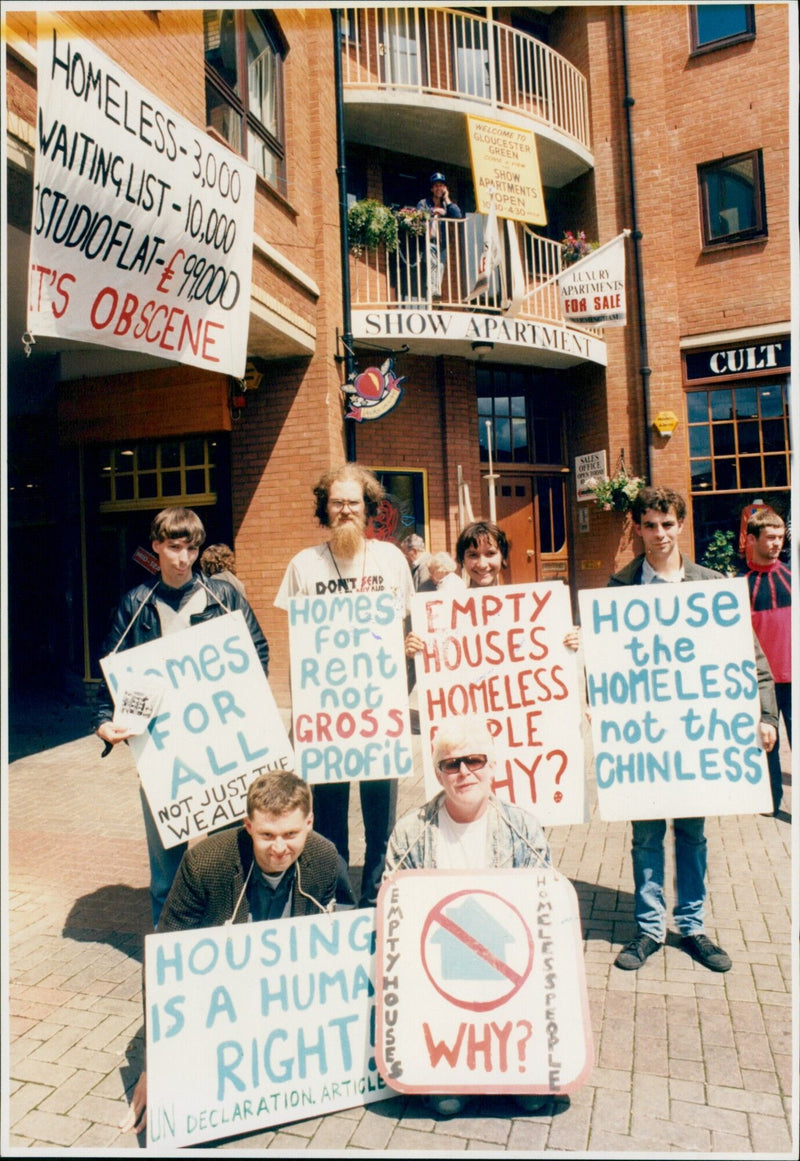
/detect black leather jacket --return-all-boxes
[94,574,269,729]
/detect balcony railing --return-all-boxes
[350,216,595,332]
[342,7,590,150]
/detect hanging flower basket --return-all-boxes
[395,206,430,237]
[347,199,399,256]
[561,229,599,267]
[584,471,646,513]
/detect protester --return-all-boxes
[608,487,777,973]
[456,519,508,587]
[743,508,791,815]
[275,463,414,907]
[384,716,551,1118]
[199,542,246,596]
[401,533,434,590]
[427,550,465,591]
[94,507,270,928]
[120,770,349,1135]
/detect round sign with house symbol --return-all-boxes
[420,889,534,1012]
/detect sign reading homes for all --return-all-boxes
[29,19,255,376]
[100,611,293,847]
[288,592,414,786]
[577,579,772,821]
[376,869,592,1095]
[412,584,585,825]
[145,910,387,1148]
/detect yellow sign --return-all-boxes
[467,115,546,224]
[653,410,679,435]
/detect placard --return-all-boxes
[145,910,387,1148]
[376,869,592,1094]
[578,579,772,821]
[29,19,255,376]
[467,114,546,224]
[412,584,585,825]
[575,450,607,501]
[101,611,293,847]
[288,592,414,786]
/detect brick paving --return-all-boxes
[2,696,796,1156]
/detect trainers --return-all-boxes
[514,1094,549,1114]
[614,933,662,970]
[427,1094,469,1118]
[681,933,732,972]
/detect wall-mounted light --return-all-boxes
[471,340,494,357]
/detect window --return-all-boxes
[204,9,286,192]
[98,439,218,512]
[691,5,754,53]
[698,150,766,247]
[477,367,564,466]
[687,381,790,494]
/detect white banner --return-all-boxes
[145,910,388,1148]
[467,198,502,301]
[288,592,414,786]
[578,579,772,821]
[558,233,627,328]
[29,21,255,376]
[412,584,586,826]
[101,612,294,847]
[376,869,593,1094]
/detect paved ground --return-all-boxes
[3,690,796,1157]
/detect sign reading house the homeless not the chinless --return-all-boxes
[100,611,294,847]
[578,578,773,821]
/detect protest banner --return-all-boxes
[29,18,255,377]
[578,578,773,821]
[412,583,585,825]
[376,869,592,1094]
[288,592,414,786]
[467,114,546,224]
[100,611,293,847]
[145,909,387,1148]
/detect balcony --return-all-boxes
[349,217,606,369]
[341,7,592,187]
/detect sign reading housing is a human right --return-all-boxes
[578,578,772,821]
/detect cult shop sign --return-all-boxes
[376,869,593,1094]
[412,583,585,826]
[288,592,414,786]
[101,611,294,847]
[578,579,772,821]
[29,19,255,377]
[145,910,387,1148]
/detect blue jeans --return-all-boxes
[140,786,186,928]
[767,683,792,812]
[312,778,398,908]
[631,817,707,941]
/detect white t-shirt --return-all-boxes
[275,538,414,613]
[436,802,489,869]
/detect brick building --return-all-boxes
[4,5,793,706]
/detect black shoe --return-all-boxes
[614,933,662,970]
[681,933,732,972]
[427,1094,469,1118]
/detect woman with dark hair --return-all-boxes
[455,520,508,588]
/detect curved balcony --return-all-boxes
[342,7,592,187]
[349,218,606,369]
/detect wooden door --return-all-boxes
[494,474,569,586]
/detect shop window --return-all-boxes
[204,9,286,193]
[698,150,766,247]
[98,439,218,512]
[366,469,428,546]
[691,5,754,53]
[477,367,564,467]
[687,380,790,494]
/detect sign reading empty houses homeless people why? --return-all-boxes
[101,611,293,847]
[145,909,387,1148]
[288,592,414,786]
[412,583,585,826]
[578,578,773,821]
[28,20,255,377]
[376,869,592,1095]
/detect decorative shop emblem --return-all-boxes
[343,357,405,422]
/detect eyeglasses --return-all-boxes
[328,499,363,511]
[437,754,488,775]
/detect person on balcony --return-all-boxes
[416,171,462,301]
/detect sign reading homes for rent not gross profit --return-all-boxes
[577,579,772,821]
[145,910,387,1149]
[376,869,592,1094]
[29,20,255,376]
[412,584,585,826]
[101,612,293,847]
[288,592,414,785]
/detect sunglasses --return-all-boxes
[437,754,488,775]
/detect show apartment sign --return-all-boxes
[145,910,387,1148]
[467,114,546,224]
[101,612,293,847]
[578,579,772,821]
[28,21,255,376]
[376,869,592,1094]
[412,584,585,826]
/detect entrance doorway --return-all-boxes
[493,474,570,586]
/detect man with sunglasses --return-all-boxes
[275,463,414,908]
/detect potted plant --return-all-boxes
[584,469,646,513]
[561,229,598,267]
[347,199,398,256]
[700,530,738,576]
[395,205,430,238]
